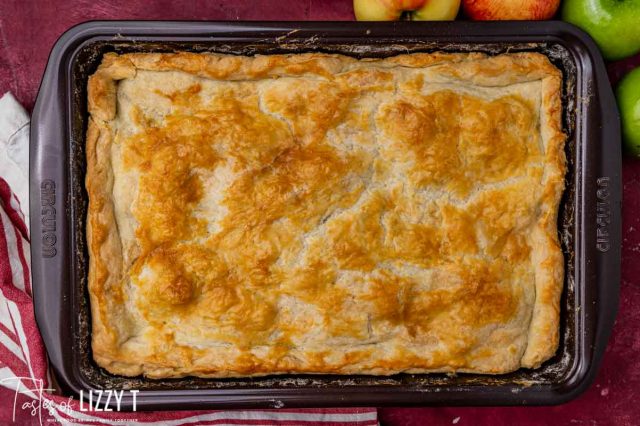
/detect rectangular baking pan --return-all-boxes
[30,21,621,409]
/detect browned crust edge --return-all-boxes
[86,51,566,378]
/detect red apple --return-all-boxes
[354,0,460,21]
[463,0,559,20]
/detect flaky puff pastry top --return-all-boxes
[86,51,566,378]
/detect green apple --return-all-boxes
[617,67,640,156]
[562,0,640,61]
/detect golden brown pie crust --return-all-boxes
[86,51,565,378]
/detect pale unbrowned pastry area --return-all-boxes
[86,51,566,378]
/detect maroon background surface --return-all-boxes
[1,1,639,425]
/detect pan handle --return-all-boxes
[29,39,71,389]
[589,44,621,376]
